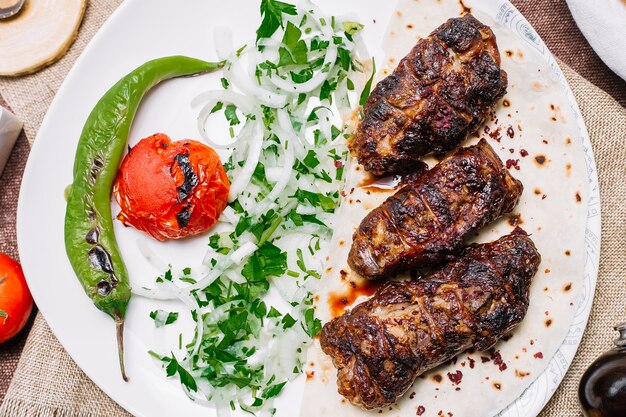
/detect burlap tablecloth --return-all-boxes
[1,0,625,416]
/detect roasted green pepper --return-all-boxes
[64,56,223,381]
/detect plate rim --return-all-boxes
[485,1,601,416]
[15,0,601,416]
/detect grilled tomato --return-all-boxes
[113,133,230,241]
[0,253,33,344]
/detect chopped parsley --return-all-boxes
[296,248,321,279]
[303,308,322,337]
[165,355,198,392]
[224,104,241,126]
[149,310,179,328]
[303,150,321,168]
[242,242,288,283]
[343,21,364,37]
[256,0,297,41]
[261,381,287,399]
[281,313,297,329]
[280,21,308,65]
[290,189,337,213]
[360,57,376,106]
[287,209,326,228]
[210,101,223,113]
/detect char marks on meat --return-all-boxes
[350,14,508,176]
[321,230,541,409]
[348,139,522,280]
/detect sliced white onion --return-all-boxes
[160,280,204,358]
[255,37,283,49]
[229,241,258,264]
[276,109,310,158]
[219,205,239,225]
[267,44,337,94]
[352,31,371,66]
[267,1,337,94]
[202,250,222,266]
[224,270,246,284]
[182,385,214,406]
[334,76,352,119]
[225,49,287,108]
[214,26,234,61]
[192,89,256,114]
[131,286,177,301]
[249,141,294,217]
[295,204,318,215]
[187,259,234,292]
[316,105,334,143]
[265,167,284,183]
[194,90,259,150]
[136,238,169,273]
[227,121,263,202]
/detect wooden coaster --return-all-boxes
[0,0,86,76]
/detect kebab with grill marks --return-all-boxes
[321,230,541,409]
[348,139,522,280]
[350,14,507,176]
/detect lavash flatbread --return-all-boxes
[300,1,589,416]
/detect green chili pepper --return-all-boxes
[64,56,224,381]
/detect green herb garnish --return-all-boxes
[149,310,179,328]
[359,57,376,106]
[256,0,297,41]
[165,355,198,392]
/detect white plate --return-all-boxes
[17,0,600,416]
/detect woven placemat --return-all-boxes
[0,0,123,143]
[0,0,625,416]
[0,97,32,408]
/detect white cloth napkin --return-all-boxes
[566,0,626,81]
[0,107,22,176]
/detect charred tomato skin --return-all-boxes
[113,133,230,241]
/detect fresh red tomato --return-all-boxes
[0,253,33,343]
[113,133,230,241]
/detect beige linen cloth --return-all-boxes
[1,1,626,417]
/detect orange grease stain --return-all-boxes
[328,280,379,317]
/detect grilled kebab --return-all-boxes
[349,139,522,280]
[350,14,508,176]
[322,230,541,409]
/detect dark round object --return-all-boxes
[579,325,626,417]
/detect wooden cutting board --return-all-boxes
[0,0,86,76]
